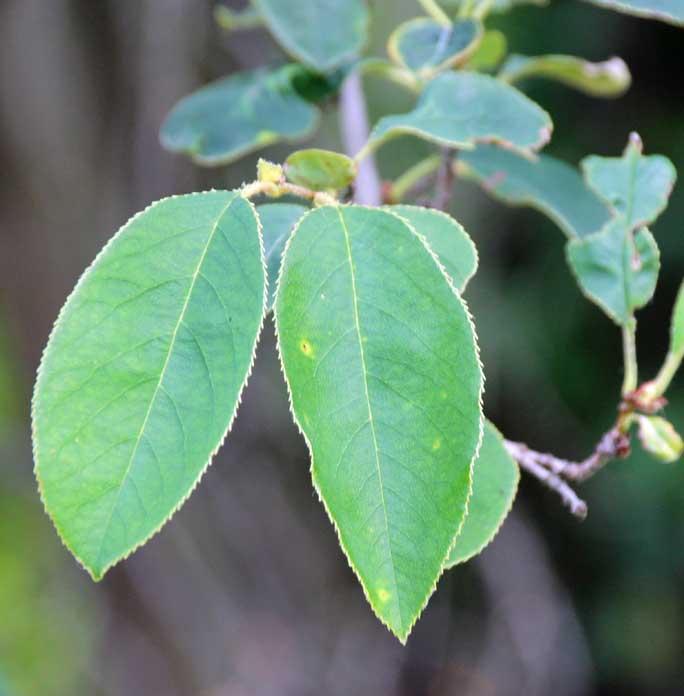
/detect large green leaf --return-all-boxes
[459,144,611,238]
[499,54,631,97]
[32,191,266,579]
[579,0,684,25]
[160,66,319,166]
[582,135,677,231]
[257,202,308,309]
[388,205,478,291]
[367,72,552,157]
[445,421,519,567]
[253,0,369,71]
[567,218,660,325]
[388,18,482,76]
[275,205,483,641]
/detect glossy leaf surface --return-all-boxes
[459,144,610,238]
[389,205,478,291]
[388,18,482,75]
[446,421,519,567]
[276,205,483,641]
[368,72,552,157]
[254,0,369,71]
[160,67,318,166]
[500,54,631,97]
[33,192,266,579]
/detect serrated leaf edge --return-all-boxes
[31,190,268,580]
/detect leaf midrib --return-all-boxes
[336,207,403,631]
[93,193,238,573]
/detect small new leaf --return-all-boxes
[32,192,266,579]
[445,421,519,568]
[285,149,357,191]
[499,54,631,98]
[637,415,684,463]
[276,205,483,641]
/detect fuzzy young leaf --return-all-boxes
[445,421,519,567]
[160,67,318,166]
[499,54,631,97]
[582,134,677,231]
[637,415,684,462]
[466,30,508,71]
[388,205,478,292]
[579,0,684,25]
[276,206,483,641]
[285,149,357,191]
[388,18,482,75]
[459,144,611,238]
[567,218,660,325]
[258,203,308,309]
[253,0,369,71]
[32,192,266,579]
[367,72,552,157]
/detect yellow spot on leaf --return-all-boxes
[378,588,391,603]
[300,339,314,357]
[432,439,441,451]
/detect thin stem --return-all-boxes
[388,155,442,203]
[649,350,683,399]
[622,324,638,395]
[417,0,451,25]
[433,148,456,211]
[241,180,337,206]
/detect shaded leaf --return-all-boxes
[579,0,684,25]
[160,66,319,166]
[368,72,552,157]
[445,421,519,567]
[388,18,482,75]
[458,144,611,238]
[285,149,357,190]
[637,415,684,462]
[253,0,369,71]
[275,205,483,641]
[500,54,631,97]
[582,133,677,231]
[466,30,508,71]
[32,191,266,579]
[388,205,478,291]
[567,217,660,325]
[257,202,308,309]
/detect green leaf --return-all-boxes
[160,66,319,166]
[458,144,611,238]
[387,18,482,76]
[32,191,266,579]
[367,72,552,157]
[466,30,508,71]
[579,0,684,25]
[445,421,519,567]
[275,205,483,641]
[669,281,684,356]
[636,415,684,462]
[253,0,369,71]
[388,205,478,292]
[582,133,677,231]
[499,54,631,97]
[214,3,263,31]
[444,0,548,12]
[257,202,308,309]
[285,149,357,190]
[566,217,660,325]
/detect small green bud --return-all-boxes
[257,158,284,185]
[636,415,684,463]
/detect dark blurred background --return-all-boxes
[1,1,683,694]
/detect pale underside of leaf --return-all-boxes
[32,191,266,579]
[275,205,483,641]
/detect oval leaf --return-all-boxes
[388,205,478,291]
[285,149,357,190]
[458,144,611,238]
[637,415,684,462]
[388,18,482,75]
[499,54,631,97]
[368,72,552,157]
[445,421,519,567]
[258,202,308,309]
[160,67,319,166]
[253,0,369,71]
[275,205,483,641]
[32,191,266,579]
[579,0,684,25]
